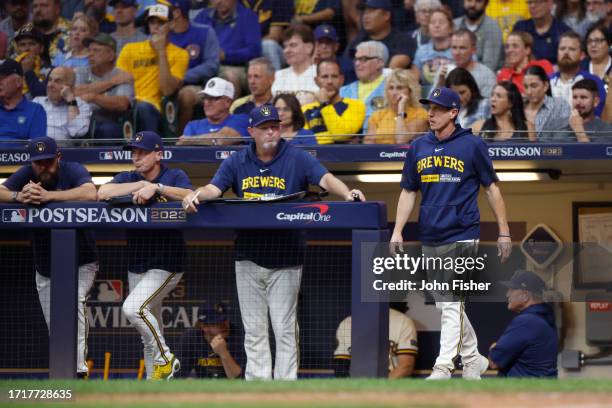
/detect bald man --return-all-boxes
[34,67,92,141]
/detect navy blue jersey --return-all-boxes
[3,161,97,276]
[210,139,328,268]
[400,126,498,245]
[490,303,558,378]
[174,327,245,378]
[111,165,192,273]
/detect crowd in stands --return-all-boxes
[0,0,610,145]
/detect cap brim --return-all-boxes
[419,98,453,108]
[30,153,57,161]
[250,118,281,127]
[499,280,516,289]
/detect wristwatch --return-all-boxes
[11,191,18,202]
[156,183,165,194]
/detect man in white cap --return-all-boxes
[116,2,188,133]
[177,77,249,145]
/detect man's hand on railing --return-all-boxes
[182,190,201,213]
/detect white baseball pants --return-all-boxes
[35,262,98,374]
[236,260,302,380]
[123,270,183,379]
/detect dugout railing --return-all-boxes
[0,201,389,379]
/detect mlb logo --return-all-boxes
[90,280,123,302]
[99,151,114,160]
[606,147,612,157]
[216,151,231,160]
[2,209,26,223]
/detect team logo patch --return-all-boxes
[208,80,215,88]
[2,209,26,223]
[135,133,143,142]
[370,96,385,110]
[35,142,46,153]
[261,106,271,116]
[186,44,201,59]
[432,88,441,98]
[18,116,26,124]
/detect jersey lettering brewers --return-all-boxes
[210,138,328,268]
[401,126,498,245]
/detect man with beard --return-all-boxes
[84,0,116,33]
[183,105,365,380]
[1,0,31,44]
[174,304,244,378]
[0,59,47,144]
[302,60,366,144]
[550,31,607,117]
[33,67,92,141]
[561,79,612,142]
[32,0,69,61]
[0,136,98,378]
[453,0,503,71]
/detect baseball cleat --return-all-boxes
[462,355,489,380]
[151,356,180,380]
[425,366,452,380]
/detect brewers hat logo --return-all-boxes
[432,88,441,98]
[261,106,271,116]
[208,80,215,88]
[135,133,143,142]
[18,116,26,124]
[35,142,45,153]
[324,27,330,34]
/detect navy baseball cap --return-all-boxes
[500,270,547,294]
[28,136,58,161]
[109,0,137,7]
[198,305,228,325]
[123,131,164,151]
[358,0,392,11]
[14,23,44,45]
[171,0,190,16]
[0,59,23,77]
[314,24,338,42]
[249,105,280,127]
[419,87,461,110]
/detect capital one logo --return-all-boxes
[275,204,332,223]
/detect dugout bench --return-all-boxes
[0,201,389,379]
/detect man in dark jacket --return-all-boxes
[489,270,558,377]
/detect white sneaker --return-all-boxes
[425,366,451,380]
[462,355,489,380]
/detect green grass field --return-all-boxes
[2,378,612,408]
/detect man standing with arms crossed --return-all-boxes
[97,131,193,380]
[183,105,365,380]
[390,87,512,380]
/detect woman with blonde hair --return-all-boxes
[364,69,428,144]
[52,12,99,68]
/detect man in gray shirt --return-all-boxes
[436,29,497,98]
[453,0,503,71]
[562,78,612,142]
[74,33,134,140]
[110,0,147,54]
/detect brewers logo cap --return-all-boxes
[314,24,338,42]
[123,131,164,152]
[500,270,547,294]
[198,77,235,99]
[197,303,228,324]
[419,87,461,110]
[145,3,171,21]
[249,104,280,127]
[28,136,58,161]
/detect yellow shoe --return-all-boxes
[151,356,180,380]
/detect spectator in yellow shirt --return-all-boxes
[364,69,428,144]
[116,3,188,134]
[486,0,530,42]
[302,60,366,144]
